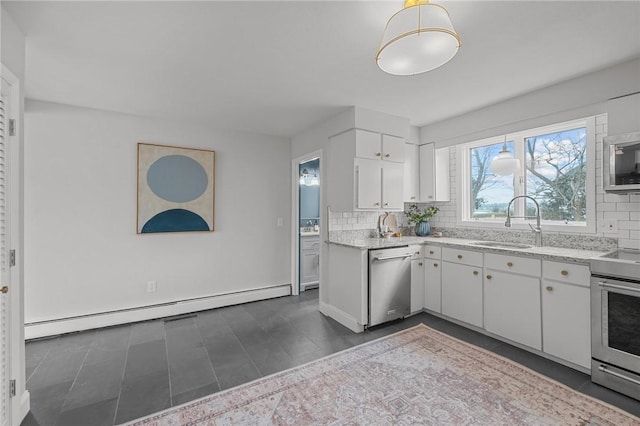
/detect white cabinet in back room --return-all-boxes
[419,143,450,202]
[300,235,320,289]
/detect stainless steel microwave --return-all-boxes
[603,131,640,192]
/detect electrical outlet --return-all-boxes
[147,281,157,293]
[602,219,618,233]
[277,217,283,227]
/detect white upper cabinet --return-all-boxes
[404,143,419,202]
[382,135,405,162]
[354,130,405,163]
[329,129,405,212]
[381,162,404,209]
[419,143,450,202]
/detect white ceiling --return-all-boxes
[4,1,640,138]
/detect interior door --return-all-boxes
[0,76,11,426]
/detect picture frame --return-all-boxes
[137,142,215,234]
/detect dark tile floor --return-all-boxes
[21,289,640,425]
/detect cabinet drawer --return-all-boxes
[485,253,540,277]
[410,245,424,260]
[442,247,483,267]
[423,245,441,259]
[301,236,320,251]
[543,261,590,287]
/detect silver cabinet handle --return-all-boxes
[373,254,412,261]
[598,365,640,386]
[598,281,640,293]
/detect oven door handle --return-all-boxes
[598,281,640,293]
[598,365,640,386]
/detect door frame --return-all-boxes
[1,63,28,425]
[291,150,323,296]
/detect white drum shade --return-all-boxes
[376,1,461,76]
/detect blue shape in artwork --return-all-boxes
[147,155,208,203]
[142,209,210,233]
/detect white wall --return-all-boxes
[24,100,292,326]
[421,58,640,147]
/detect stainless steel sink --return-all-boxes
[471,241,532,249]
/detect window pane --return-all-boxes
[525,127,587,223]
[470,142,515,220]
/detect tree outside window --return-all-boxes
[468,126,588,225]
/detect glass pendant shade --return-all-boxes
[376,0,461,76]
[490,147,521,175]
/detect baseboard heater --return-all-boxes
[25,283,291,340]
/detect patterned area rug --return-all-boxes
[123,324,639,425]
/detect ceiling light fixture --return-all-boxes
[376,0,461,76]
[490,139,521,175]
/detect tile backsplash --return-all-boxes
[328,113,637,251]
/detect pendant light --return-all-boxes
[376,0,461,76]
[490,139,521,175]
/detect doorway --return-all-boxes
[292,151,322,296]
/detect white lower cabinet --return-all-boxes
[411,258,425,313]
[441,253,483,327]
[423,245,442,313]
[484,253,542,350]
[300,235,320,287]
[484,270,542,350]
[541,261,591,369]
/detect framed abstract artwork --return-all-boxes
[137,143,215,233]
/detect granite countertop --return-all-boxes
[327,234,609,264]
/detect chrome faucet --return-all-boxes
[505,195,542,247]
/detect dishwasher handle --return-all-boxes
[372,253,412,261]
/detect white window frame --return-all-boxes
[456,117,596,234]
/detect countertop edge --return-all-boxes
[326,237,608,265]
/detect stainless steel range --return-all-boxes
[591,248,640,400]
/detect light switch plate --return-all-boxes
[147,281,157,293]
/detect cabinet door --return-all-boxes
[425,259,442,313]
[441,261,483,327]
[301,250,319,285]
[355,129,382,160]
[434,147,450,202]
[382,134,405,163]
[419,143,435,201]
[484,270,541,350]
[381,162,404,210]
[542,281,591,368]
[355,158,381,209]
[411,259,425,313]
[404,143,419,202]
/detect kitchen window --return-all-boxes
[456,117,596,233]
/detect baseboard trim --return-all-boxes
[25,284,291,339]
[319,301,364,333]
[19,390,30,425]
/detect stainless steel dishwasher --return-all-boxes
[368,246,411,327]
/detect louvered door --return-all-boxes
[0,78,11,426]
